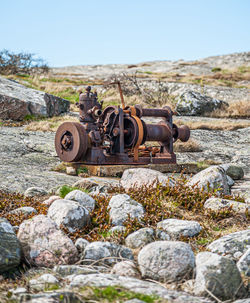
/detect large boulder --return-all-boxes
[0,76,70,120]
[175,90,227,116]
[64,190,96,212]
[125,228,155,249]
[204,197,249,213]
[47,199,90,233]
[120,168,174,190]
[138,241,195,282]
[194,252,246,301]
[0,218,21,273]
[108,194,145,226]
[187,165,229,194]
[17,215,78,267]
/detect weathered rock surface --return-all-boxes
[111,260,140,278]
[53,264,104,276]
[0,218,21,273]
[204,197,249,213]
[17,215,78,267]
[42,195,60,206]
[120,168,174,190]
[9,206,37,216]
[18,292,81,303]
[125,227,155,249]
[194,252,246,301]
[207,229,250,260]
[70,273,211,302]
[187,165,229,194]
[64,190,96,212]
[138,241,195,282]
[73,176,119,192]
[29,273,60,291]
[176,91,227,116]
[0,76,70,120]
[220,163,244,180]
[82,241,134,266]
[237,248,250,276]
[157,219,202,239]
[108,194,145,226]
[75,238,89,253]
[24,187,48,197]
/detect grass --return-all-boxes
[209,100,250,119]
[174,139,202,152]
[58,185,89,198]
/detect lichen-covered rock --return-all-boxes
[187,165,229,194]
[47,199,90,232]
[157,219,202,239]
[0,218,21,273]
[204,197,249,213]
[226,175,235,187]
[64,190,96,212]
[82,241,134,266]
[194,252,246,301]
[108,194,145,226]
[53,264,103,276]
[75,238,89,253]
[17,215,78,267]
[9,206,37,216]
[120,168,174,190]
[111,260,140,278]
[18,292,81,303]
[24,187,48,197]
[29,273,60,291]
[125,228,155,249]
[237,248,250,276]
[207,229,250,260]
[138,241,195,282]
[220,163,244,180]
[175,90,227,116]
[42,195,60,206]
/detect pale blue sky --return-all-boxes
[1,0,249,67]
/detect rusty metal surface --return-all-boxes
[55,85,190,165]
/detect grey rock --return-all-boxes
[24,187,48,197]
[111,260,140,278]
[9,206,37,216]
[82,241,134,266]
[0,76,70,120]
[207,229,250,260]
[157,219,202,239]
[0,218,21,273]
[29,273,60,291]
[138,241,195,282]
[155,229,171,241]
[233,300,250,303]
[194,252,246,301]
[187,165,230,194]
[66,166,77,176]
[124,300,145,303]
[237,248,250,276]
[227,175,235,187]
[109,226,126,234]
[108,194,145,226]
[47,199,90,232]
[53,264,104,276]
[120,168,174,190]
[70,273,211,302]
[75,238,89,253]
[175,90,227,116]
[42,195,60,206]
[125,228,155,249]
[220,163,244,180]
[204,197,249,213]
[17,215,78,267]
[64,190,96,212]
[19,292,81,303]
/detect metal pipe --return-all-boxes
[139,107,172,119]
[145,124,172,143]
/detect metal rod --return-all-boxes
[119,107,125,153]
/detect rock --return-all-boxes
[125,228,155,249]
[24,187,48,197]
[227,175,235,187]
[0,76,70,120]
[82,241,134,266]
[187,165,229,194]
[109,226,126,234]
[194,252,246,301]
[9,206,37,216]
[64,190,96,212]
[204,197,249,213]
[138,241,195,282]
[108,194,145,226]
[19,292,81,303]
[237,248,250,276]
[124,300,145,303]
[73,176,119,192]
[120,168,174,190]
[175,90,227,116]
[42,195,60,206]
[111,260,140,278]
[47,199,90,232]
[70,273,210,302]
[29,273,60,291]
[75,238,89,253]
[66,166,77,176]
[53,264,103,276]
[0,218,21,273]
[220,163,244,180]
[207,229,250,260]
[157,219,202,239]
[155,229,171,241]
[17,215,78,267]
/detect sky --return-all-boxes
[0,0,249,67]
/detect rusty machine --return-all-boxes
[55,83,190,165]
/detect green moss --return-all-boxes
[58,185,89,198]
[211,67,222,72]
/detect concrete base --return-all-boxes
[69,163,202,177]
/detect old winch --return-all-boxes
[55,83,190,165]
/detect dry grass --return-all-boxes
[174,139,202,152]
[210,100,250,118]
